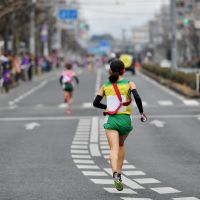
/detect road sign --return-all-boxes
[58,9,78,20]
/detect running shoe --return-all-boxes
[113,172,123,191]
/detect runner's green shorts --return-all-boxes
[104,114,133,135]
[63,83,73,92]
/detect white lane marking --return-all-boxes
[100,146,110,149]
[104,188,137,194]
[25,122,40,130]
[72,141,88,145]
[1,114,200,122]
[173,198,200,200]
[71,145,88,149]
[82,102,93,108]
[104,155,109,159]
[123,171,146,176]
[71,150,89,154]
[151,187,181,194]
[138,71,185,101]
[158,100,174,106]
[82,171,108,176]
[90,117,99,143]
[73,159,94,164]
[134,178,161,184]
[102,150,110,154]
[100,137,107,140]
[150,120,165,128]
[104,168,144,189]
[77,165,100,169]
[58,103,67,108]
[90,144,101,157]
[71,155,91,159]
[9,80,47,106]
[123,165,136,169]
[90,179,113,184]
[121,198,152,200]
[183,100,199,106]
[100,141,108,145]
[100,138,107,141]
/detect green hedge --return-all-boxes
[143,64,197,90]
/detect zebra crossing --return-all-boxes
[70,117,200,200]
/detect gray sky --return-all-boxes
[79,0,169,39]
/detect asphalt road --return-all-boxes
[0,67,200,200]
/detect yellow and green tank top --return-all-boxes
[103,79,132,115]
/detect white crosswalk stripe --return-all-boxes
[90,179,113,184]
[77,165,100,169]
[82,171,108,176]
[71,145,88,149]
[134,178,161,184]
[158,100,174,106]
[183,100,199,106]
[71,155,91,159]
[72,141,88,145]
[122,165,136,169]
[123,171,146,176]
[73,159,94,164]
[151,187,181,194]
[71,150,89,154]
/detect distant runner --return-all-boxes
[93,59,147,191]
[60,63,79,114]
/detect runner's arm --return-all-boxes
[93,86,107,110]
[59,75,63,85]
[129,82,144,114]
[74,76,79,84]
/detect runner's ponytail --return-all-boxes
[109,59,125,83]
[109,72,119,83]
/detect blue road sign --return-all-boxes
[59,9,78,20]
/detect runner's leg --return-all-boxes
[67,92,73,113]
[105,129,119,173]
[118,135,128,174]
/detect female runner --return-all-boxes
[60,63,79,114]
[93,59,147,191]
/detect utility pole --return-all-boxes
[30,0,36,55]
[170,0,177,70]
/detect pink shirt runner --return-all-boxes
[62,70,76,83]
